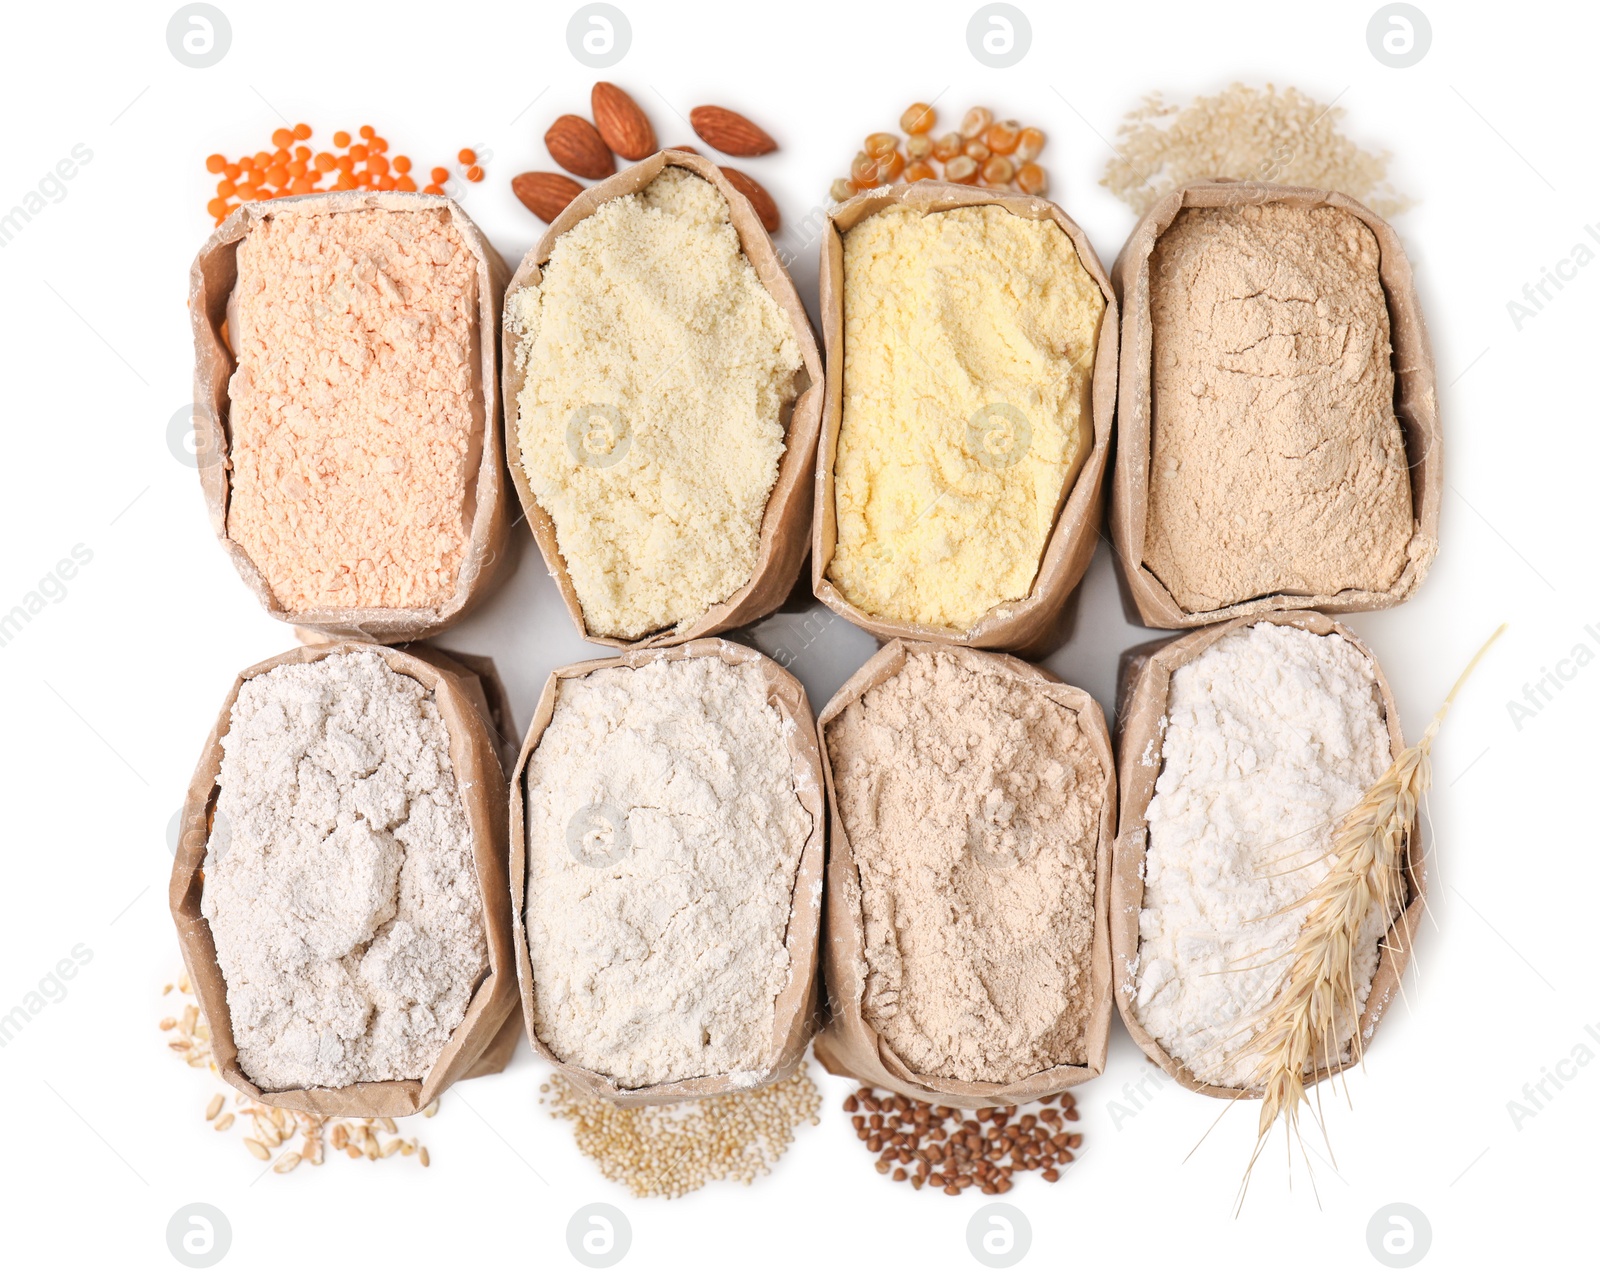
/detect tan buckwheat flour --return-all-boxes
[201,650,487,1090]
[522,655,811,1088]
[509,168,802,640]
[1132,623,1395,1087]
[226,207,480,611]
[1143,203,1414,614]
[825,649,1103,1083]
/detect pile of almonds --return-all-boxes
[830,104,1049,202]
[844,1085,1081,1195]
[513,85,783,233]
[162,976,434,1174]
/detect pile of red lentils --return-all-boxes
[203,124,486,225]
[844,1085,1081,1195]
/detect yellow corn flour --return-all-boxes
[827,205,1104,631]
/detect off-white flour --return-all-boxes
[826,649,1104,1084]
[522,655,811,1088]
[509,168,802,640]
[202,651,487,1090]
[1132,623,1394,1087]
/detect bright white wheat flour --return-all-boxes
[1132,623,1394,1087]
[201,651,487,1090]
[522,655,811,1089]
[509,168,802,640]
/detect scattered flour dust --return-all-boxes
[1132,623,1395,1088]
[522,654,812,1089]
[202,650,487,1090]
[509,168,802,640]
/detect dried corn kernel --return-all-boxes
[900,103,936,134]
[877,150,905,182]
[903,160,937,183]
[830,178,855,202]
[1015,162,1048,195]
[960,106,993,139]
[944,155,979,184]
[981,156,1015,185]
[1015,127,1046,162]
[865,132,899,159]
[984,120,1021,155]
[849,151,880,188]
[906,133,933,161]
[933,132,964,162]
[963,139,991,163]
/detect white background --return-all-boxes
[0,0,1593,1267]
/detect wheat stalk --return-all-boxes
[1233,624,1506,1212]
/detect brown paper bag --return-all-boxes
[812,639,1117,1107]
[169,640,519,1117]
[1109,180,1442,629]
[189,192,511,643]
[1110,610,1426,1099]
[500,152,825,650]
[508,638,827,1106]
[810,183,1120,658]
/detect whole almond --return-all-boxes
[512,171,585,222]
[666,144,699,155]
[720,167,779,233]
[690,105,777,157]
[591,83,656,161]
[545,115,615,179]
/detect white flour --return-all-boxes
[1132,623,1394,1087]
[202,651,487,1090]
[523,655,811,1089]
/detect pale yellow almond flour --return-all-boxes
[510,169,801,640]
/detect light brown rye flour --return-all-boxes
[1143,203,1414,613]
[824,649,1103,1084]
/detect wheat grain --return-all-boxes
[160,976,438,1174]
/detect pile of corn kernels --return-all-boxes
[831,104,1049,202]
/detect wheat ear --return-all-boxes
[1233,624,1506,1212]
